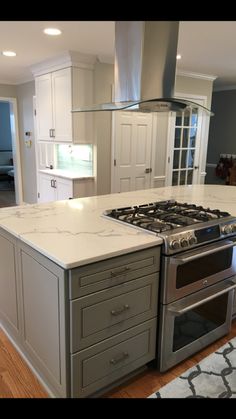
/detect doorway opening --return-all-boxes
[0,97,23,207]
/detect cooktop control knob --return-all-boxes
[189,236,197,245]
[231,224,236,232]
[180,238,189,248]
[222,224,232,235]
[170,240,180,250]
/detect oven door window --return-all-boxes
[176,248,233,289]
[173,293,227,352]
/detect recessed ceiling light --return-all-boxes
[43,28,62,36]
[2,51,16,57]
[176,54,182,60]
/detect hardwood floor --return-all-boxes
[0,321,236,398]
[0,190,16,208]
[0,329,48,398]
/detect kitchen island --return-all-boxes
[0,184,236,397]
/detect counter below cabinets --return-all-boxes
[38,171,95,203]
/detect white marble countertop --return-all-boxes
[0,184,235,269]
[39,168,94,180]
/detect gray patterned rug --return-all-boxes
[149,337,236,398]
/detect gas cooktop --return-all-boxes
[104,200,236,255]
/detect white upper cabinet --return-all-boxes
[35,73,53,141]
[52,68,73,143]
[33,52,95,144]
[35,68,73,143]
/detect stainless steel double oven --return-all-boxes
[158,237,236,371]
[104,199,236,372]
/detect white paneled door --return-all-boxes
[113,112,153,193]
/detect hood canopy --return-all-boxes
[72,21,213,115]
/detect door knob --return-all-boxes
[145,168,152,174]
[194,166,199,170]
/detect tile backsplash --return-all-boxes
[55,144,93,175]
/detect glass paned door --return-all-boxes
[167,106,202,186]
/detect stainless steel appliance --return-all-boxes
[104,200,236,371]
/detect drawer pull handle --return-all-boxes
[110,266,130,277]
[110,352,129,365]
[111,304,130,316]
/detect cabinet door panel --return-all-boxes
[38,173,55,203]
[52,68,72,142]
[35,74,53,141]
[21,250,61,382]
[56,177,73,200]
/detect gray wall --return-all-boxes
[175,75,213,108]
[0,102,12,150]
[16,81,37,203]
[93,62,114,195]
[206,90,236,184]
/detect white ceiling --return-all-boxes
[0,20,236,89]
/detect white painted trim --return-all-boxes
[174,92,208,102]
[166,93,209,187]
[31,51,96,77]
[213,85,236,92]
[111,83,116,193]
[206,163,217,168]
[150,114,157,188]
[153,175,166,180]
[0,322,54,398]
[176,70,217,81]
[0,96,23,205]
[97,54,114,65]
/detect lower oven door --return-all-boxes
[162,237,236,304]
[158,277,236,372]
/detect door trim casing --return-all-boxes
[0,96,23,205]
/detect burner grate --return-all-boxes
[105,200,231,234]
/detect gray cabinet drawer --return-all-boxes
[70,273,158,352]
[69,246,160,299]
[71,318,157,398]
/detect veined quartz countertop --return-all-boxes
[0,185,235,269]
[39,168,94,180]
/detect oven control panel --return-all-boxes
[221,223,236,235]
[168,233,197,250]
[166,220,236,254]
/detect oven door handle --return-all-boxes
[168,280,236,315]
[172,241,236,265]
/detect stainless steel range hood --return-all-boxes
[72,21,213,115]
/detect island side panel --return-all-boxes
[0,228,21,339]
[17,241,69,398]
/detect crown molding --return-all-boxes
[177,70,217,81]
[31,51,97,77]
[97,54,114,65]
[213,84,236,92]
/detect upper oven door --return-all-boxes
[162,237,236,304]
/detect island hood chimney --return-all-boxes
[72,21,213,114]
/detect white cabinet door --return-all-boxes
[56,177,73,200]
[35,73,53,141]
[38,173,73,202]
[52,68,73,143]
[38,173,55,203]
